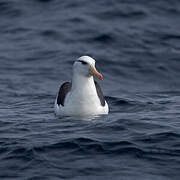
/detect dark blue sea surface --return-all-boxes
[0,0,180,179]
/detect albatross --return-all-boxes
[54,56,109,116]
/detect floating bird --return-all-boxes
[54,56,109,116]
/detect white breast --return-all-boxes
[54,75,109,116]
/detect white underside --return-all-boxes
[54,99,109,116]
[54,75,109,116]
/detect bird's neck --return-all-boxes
[71,73,96,94]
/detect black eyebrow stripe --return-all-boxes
[77,60,88,64]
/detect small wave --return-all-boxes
[3,147,35,162]
[0,1,22,17]
[137,132,180,144]
[98,9,147,20]
[93,34,114,43]
[40,30,59,38]
[161,34,180,41]
[33,0,53,3]
[106,96,133,106]
[1,138,144,159]
[106,96,150,113]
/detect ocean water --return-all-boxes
[0,0,180,179]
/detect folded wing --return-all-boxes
[57,82,72,106]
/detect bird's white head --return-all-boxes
[73,56,103,80]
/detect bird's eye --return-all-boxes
[78,60,88,65]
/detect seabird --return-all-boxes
[54,56,109,116]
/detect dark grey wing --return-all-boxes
[57,82,72,106]
[94,81,105,106]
